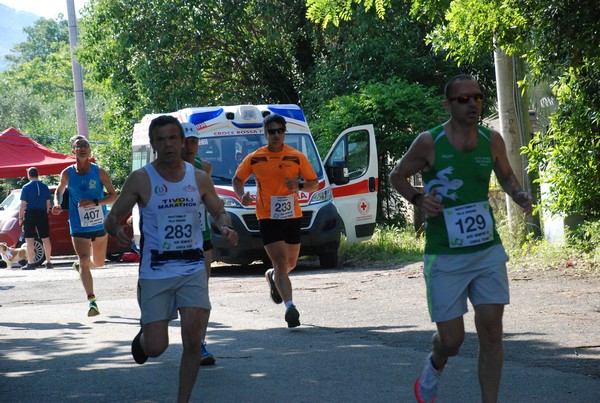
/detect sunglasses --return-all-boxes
[449,94,484,104]
[267,127,286,135]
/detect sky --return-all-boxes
[1,0,89,19]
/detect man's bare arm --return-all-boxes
[198,171,238,246]
[104,170,147,246]
[202,159,213,176]
[98,167,118,205]
[52,169,69,214]
[232,175,252,206]
[389,132,443,216]
[491,130,533,213]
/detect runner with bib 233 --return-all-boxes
[233,113,318,328]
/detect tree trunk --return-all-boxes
[493,48,531,240]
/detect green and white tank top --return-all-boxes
[422,125,501,255]
[194,157,212,242]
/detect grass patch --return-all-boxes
[335,222,598,274]
[493,205,599,273]
[504,238,598,273]
[339,224,424,265]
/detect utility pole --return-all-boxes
[66,0,89,139]
[494,47,535,238]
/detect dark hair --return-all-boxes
[444,74,477,99]
[263,113,286,129]
[27,167,39,178]
[69,135,87,149]
[148,115,184,143]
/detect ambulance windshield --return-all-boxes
[198,132,323,185]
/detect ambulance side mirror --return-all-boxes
[326,161,349,185]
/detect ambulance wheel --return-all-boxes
[319,252,338,268]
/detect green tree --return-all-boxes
[303,1,458,106]
[518,1,600,218]
[0,18,78,148]
[301,0,496,116]
[310,78,447,223]
[78,0,323,188]
[78,0,488,224]
[301,0,495,227]
[0,15,122,185]
[306,0,600,219]
[306,0,391,28]
[79,0,319,113]
[6,17,69,64]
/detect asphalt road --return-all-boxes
[0,257,599,402]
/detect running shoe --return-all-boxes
[87,300,100,317]
[284,304,301,328]
[201,340,216,366]
[265,268,283,304]
[21,264,36,270]
[72,262,80,273]
[131,328,148,364]
[45,262,54,269]
[414,353,443,403]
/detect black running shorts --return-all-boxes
[259,218,301,246]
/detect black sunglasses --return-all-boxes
[449,94,484,104]
[267,127,286,135]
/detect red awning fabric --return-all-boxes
[0,127,76,179]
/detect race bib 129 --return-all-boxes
[443,201,494,248]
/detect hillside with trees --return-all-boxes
[0,4,39,70]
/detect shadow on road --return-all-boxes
[1,314,598,402]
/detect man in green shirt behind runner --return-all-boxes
[181,122,216,366]
[390,74,532,403]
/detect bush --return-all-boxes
[566,220,600,268]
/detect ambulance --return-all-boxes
[131,104,378,268]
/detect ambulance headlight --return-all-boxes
[221,196,243,208]
[309,187,332,205]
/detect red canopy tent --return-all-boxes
[0,127,77,179]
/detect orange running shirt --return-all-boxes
[235,144,317,220]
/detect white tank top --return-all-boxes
[139,162,206,279]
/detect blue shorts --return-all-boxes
[137,270,210,325]
[423,243,510,323]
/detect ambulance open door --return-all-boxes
[324,124,378,242]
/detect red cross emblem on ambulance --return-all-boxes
[358,198,369,215]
